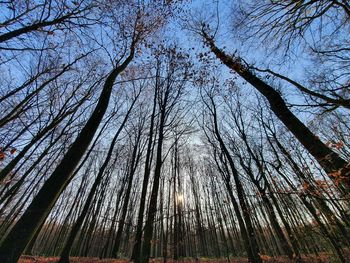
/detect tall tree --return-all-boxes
[199,28,350,191]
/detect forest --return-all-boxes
[0,0,349,263]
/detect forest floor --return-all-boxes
[18,253,349,263]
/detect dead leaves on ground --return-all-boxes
[18,252,348,263]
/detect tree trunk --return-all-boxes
[202,31,350,191]
[0,49,135,263]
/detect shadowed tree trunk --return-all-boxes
[202,93,262,263]
[0,44,135,263]
[140,81,168,263]
[112,128,143,258]
[131,69,158,263]
[58,91,139,263]
[201,30,350,191]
